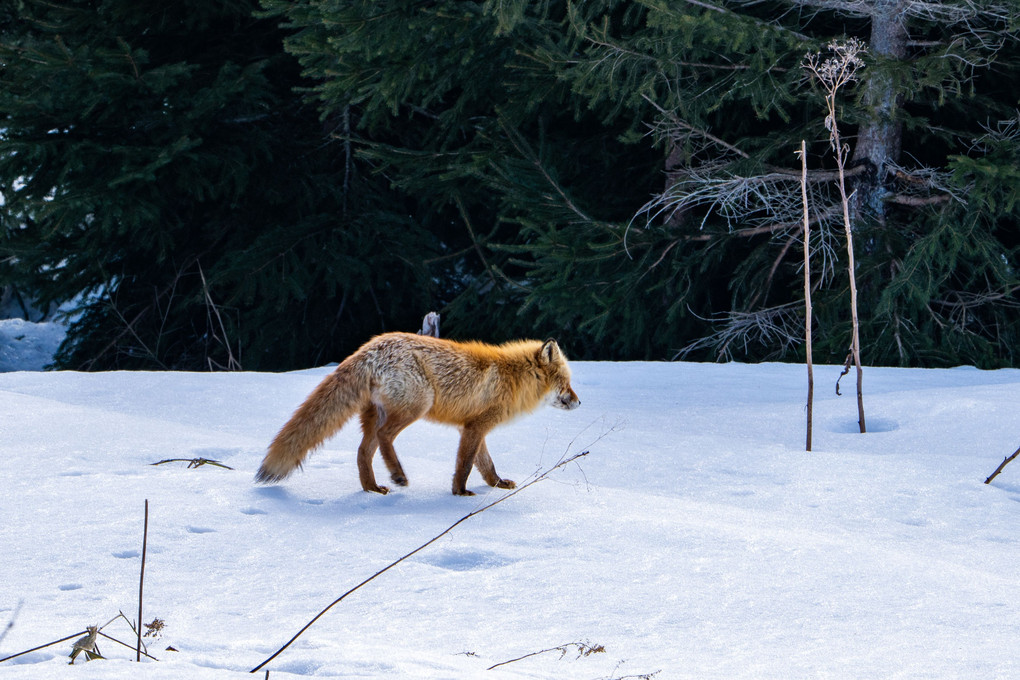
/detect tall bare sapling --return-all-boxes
[798,140,814,450]
[804,40,867,433]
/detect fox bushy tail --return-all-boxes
[255,361,369,483]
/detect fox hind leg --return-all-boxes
[357,402,419,493]
[474,439,515,490]
[376,405,422,488]
[356,405,388,494]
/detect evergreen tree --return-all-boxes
[5,0,1016,368]
[258,0,665,355]
[265,0,1019,365]
[526,0,1020,366]
[0,0,439,370]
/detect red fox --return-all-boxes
[255,332,580,495]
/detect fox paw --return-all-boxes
[453,488,476,496]
[495,479,516,490]
[366,485,390,495]
[391,474,408,487]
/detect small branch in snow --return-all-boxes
[984,444,1020,484]
[0,624,158,665]
[137,499,148,662]
[487,640,606,670]
[0,631,86,665]
[250,449,592,674]
[96,630,160,661]
[150,458,234,470]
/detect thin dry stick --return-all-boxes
[197,262,242,371]
[984,445,1020,484]
[799,140,814,451]
[150,457,234,470]
[137,499,148,662]
[99,631,159,661]
[833,114,866,434]
[0,617,161,665]
[0,631,86,664]
[250,450,591,674]
[830,61,866,434]
[487,640,606,670]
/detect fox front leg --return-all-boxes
[474,439,515,490]
[452,426,488,496]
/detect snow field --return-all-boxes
[1,360,1019,678]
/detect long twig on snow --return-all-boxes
[249,449,592,674]
[0,631,86,664]
[0,614,160,666]
[98,631,159,661]
[150,457,234,470]
[487,640,606,670]
[984,444,1020,484]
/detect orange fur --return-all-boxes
[255,332,580,495]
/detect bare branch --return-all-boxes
[250,448,595,674]
[985,444,1020,484]
[487,640,606,671]
[675,302,805,361]
[197,263,242,371]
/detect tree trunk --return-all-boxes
[851,0,908,228]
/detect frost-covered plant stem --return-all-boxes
[805,40,867,434]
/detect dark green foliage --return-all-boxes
[513,0,1020,366]
[257,0,673,357]
[2,0,1018,369]
[0,0,438,370]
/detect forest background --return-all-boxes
[1,0,1018,372]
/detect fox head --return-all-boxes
[539,339,581,410]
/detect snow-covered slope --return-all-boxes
[1,360,1019,678]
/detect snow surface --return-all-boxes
[0,318,65,372]
[1,356,1020,679]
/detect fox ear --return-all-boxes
[540,338,560,364]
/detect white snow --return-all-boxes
[0,318,65,372]
[1,354,1020,678]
